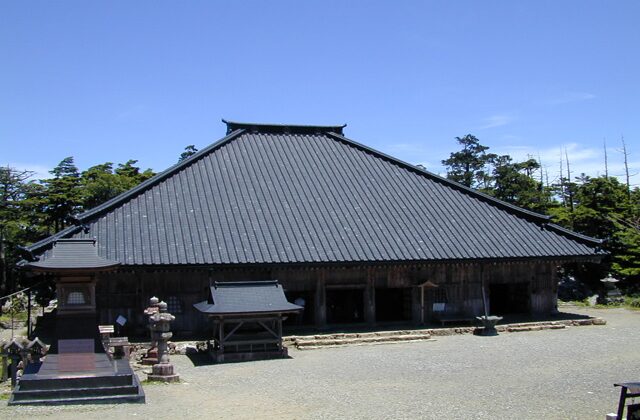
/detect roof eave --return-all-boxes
[27,264,121,274]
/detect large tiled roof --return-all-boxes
[27,121,604,266]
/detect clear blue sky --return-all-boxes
[2,1,639,186]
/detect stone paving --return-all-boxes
[2,306,639,419]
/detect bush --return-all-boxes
[624,296,640,308]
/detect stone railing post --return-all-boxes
[0,340,7,382]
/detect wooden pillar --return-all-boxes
[411,286,422,325]
[314,273,326,328]
[218,318,225,353]
[364,269,376,326]
[27,288,32,337]
[277,317,283,350]
[550,261,559,314]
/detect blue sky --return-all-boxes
[2,1,639,186]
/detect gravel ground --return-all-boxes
[2,306,639,420]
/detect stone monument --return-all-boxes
[146,301,179,382]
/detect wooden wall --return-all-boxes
[94,260,562,335]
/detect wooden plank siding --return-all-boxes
[93,260,564,335]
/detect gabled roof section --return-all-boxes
[27,239,119,272]
[194,281,302,315]
[26,120,604,266]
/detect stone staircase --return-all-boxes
[285,330,435,350]
[8,354,145,406]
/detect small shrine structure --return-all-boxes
[194,281,302,362]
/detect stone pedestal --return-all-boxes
[147,362,179,382]
[142,347,158,366]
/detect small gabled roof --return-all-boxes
[27,239,119,272]
[25,120,604,266]
[194,281,302,315]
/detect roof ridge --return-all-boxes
[214,280,279,287]
[223,119,346,135]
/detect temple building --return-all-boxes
[22,120,605,335]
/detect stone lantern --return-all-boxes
[147,301,179,382]
[142,296,160,365]
[600,275,624,304]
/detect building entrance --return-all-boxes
[326,289,364,324]
[375,287,412,322]
[489,283,530,315]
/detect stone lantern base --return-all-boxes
[147,363,179,383]
[142,347,159,365]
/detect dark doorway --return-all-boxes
[375,288,412,322]
[326,289,364,324]
[489,283,530,315]
[283,291,314,326]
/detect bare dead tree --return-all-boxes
[559,151,566,207]
[603,138,609,178]
[621,135,631,201]
[565,148,574,213]
[537,154,544,185]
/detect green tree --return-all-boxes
[179,145,198,162]
[114,160,154,184]
[40,157,83,232]
[0,167,48,294]
[552,176,640,289]
[81,161,155,209]
[442,135,495,189]
[572,176,629,239]
[491,156,550,212]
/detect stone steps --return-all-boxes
[284,317,606,350]
[11,384,140,401]
[9,374,145,405]
[287,331,434,350]
[9,393,145,406]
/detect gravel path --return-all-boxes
[3,306,639,419]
